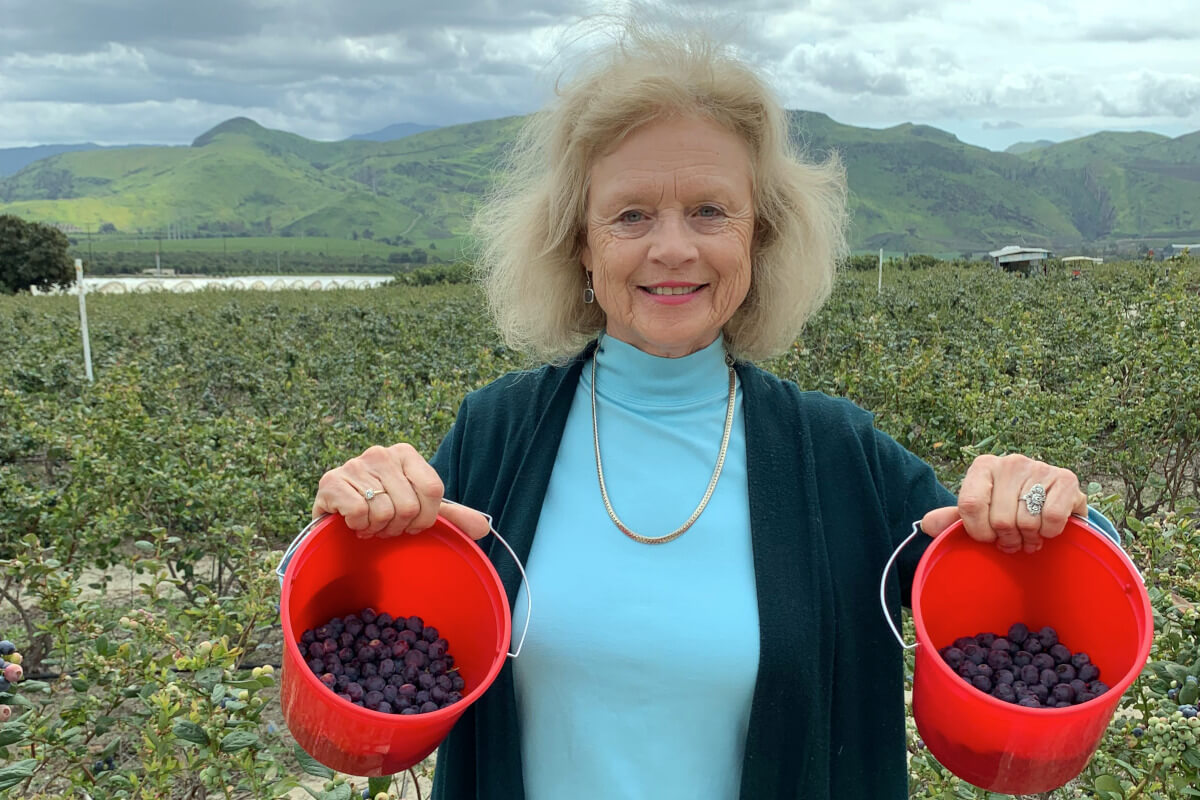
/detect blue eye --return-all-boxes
[697,205,723,218]
[619,210,645,223]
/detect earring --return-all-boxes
[583,272,595,304]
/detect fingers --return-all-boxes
[439,501,493,541]
[312,443,446,538]
[956,454,1089,555]
[920,505,961,538]
[957,454,999,546]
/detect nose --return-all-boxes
[647,211,698,268]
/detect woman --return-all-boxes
[312,23,1117,800]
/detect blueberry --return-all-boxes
[1025,638,1044,655]
[953,637,975,650]
[1078,664,1100,683]
[423,626,440,643]
[320,673,336,688]
[361,608,379,624]
[399,683,417,698]
[447,690,463,702]
[383,685,398,703]
[996,669,1015,686]
[1049,644,1072,665]
[1089,681,1110,695]
[404,650,428,670]
[364,624,380,640]
[366,675,386,693]
[1040,669,1060,688]
[428,641,447,660]
[377,613,394,627]
[391,641,411,659]
[1076,691,1096,703]
[1070,679,1088,696]
[1181,705,1199,719]
[364,690,384,707]
[377,701,394,714]
[1052,684,1076,704]
[346,682,363,701]
[994,684,1017,703]
[414,639,430,654]
[975,632,997,649]
[429,660,447,676]
[986,650,1013,672]
[419,701,439,713]
[418,673,436,690]
[1056,664,1077,682]
[1018,696,1042,708]
[416,690,431,704]
[977,664,994,680]
[1013,651,1033,668]
[959,662,981,679]
[1168,688,1179,700]
[1032,653,1055,672]
[301,630,316,645]
[430,686,448,703]
[399,629,418,645]
[1037,626,1058,649]
[972,675,993,693]
[401,707,419,715]
[406,616,424,633]
[963,645,986,665]
[1021,665,1040,684]
[990,638,1012,653]
[1007,623,1030,645]
[1132,726,1144,737]
[451,675,465,691]
[307,658,325,674]
[307,642,325,659]
[1070,652,1091,670]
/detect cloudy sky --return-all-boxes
[1,0,1197,152]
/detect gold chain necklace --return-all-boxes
[590,347,737,545]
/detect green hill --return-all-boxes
[1,113,1197,253]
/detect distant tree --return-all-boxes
[98,222,117,234]
[362,228,374,240]
[0,214,74,294]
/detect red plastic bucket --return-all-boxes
[903,515,1152,793]
[277,512,523,776]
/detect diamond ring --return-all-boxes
[1020,483,1046,516]
[363,487,387,501]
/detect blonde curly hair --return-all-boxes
[471,17,848,363]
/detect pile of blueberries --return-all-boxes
[939,623,1110,708]
[299,608,465,715]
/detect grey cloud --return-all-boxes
[793,49,909,97]
[1083,22,1200,43]
[1096,74,1200,118]
[982,120,1023,129]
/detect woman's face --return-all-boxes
[581,115,755,358]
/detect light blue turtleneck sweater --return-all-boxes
[511,334,760,800]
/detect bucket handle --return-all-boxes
[879,522,922,651]
[878,512,1141,651]
[275,501,532,660]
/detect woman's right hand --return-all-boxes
[312,443,491,540]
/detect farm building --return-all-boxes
[988,246,1053,273]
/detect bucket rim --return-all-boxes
[910,515,1153,716]
[278,513,512,726]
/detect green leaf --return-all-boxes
[211,684,226,704]
[133,540,155,552]
[1179,682,1199,705]
[70,678,89,692]
[171,720,209,746]
[368,775,393,795]
[1093,773,1124,798]
[195,666,223,690]
[0,723,27,747]
[0,759,36,791]
[293,743,334,779]
[1184,748,1200,770]
[219,729,260,752]
[95,634,109,656]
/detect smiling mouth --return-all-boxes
[643,284,706,296]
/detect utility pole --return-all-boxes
[877,248,883,294]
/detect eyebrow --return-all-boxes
[594,178,740,211]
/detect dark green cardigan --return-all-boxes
[428,342,956,799]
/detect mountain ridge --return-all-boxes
[2,114,1197,252]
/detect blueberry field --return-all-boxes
[1,259,1198,799]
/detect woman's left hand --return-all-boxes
[920,454,1088,554]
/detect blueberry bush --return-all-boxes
[0,259,1197,798]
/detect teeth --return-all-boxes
[647,285,701,295]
